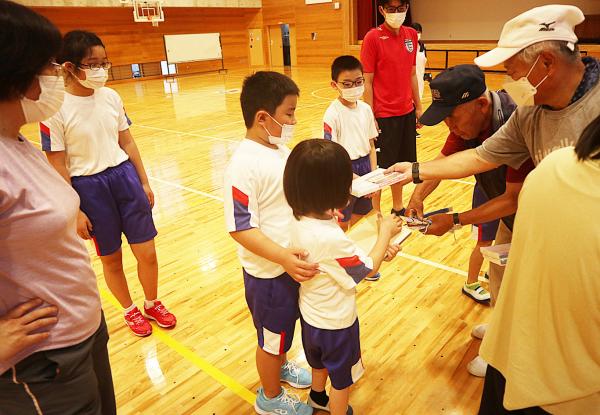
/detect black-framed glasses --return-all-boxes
[78,62,112,71]
[338,77,365,88]
[384,5,409,13]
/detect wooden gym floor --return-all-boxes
[21,67,508,414]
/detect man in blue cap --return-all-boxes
[405,64,534,377]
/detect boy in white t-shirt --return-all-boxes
[324,55,380,233]
[224,71,319,415]
[42,31,176,337]
[284,139,403,415]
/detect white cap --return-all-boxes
[475,5,585,68]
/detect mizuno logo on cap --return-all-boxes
[539,21,556,31]
[461,92,470,99]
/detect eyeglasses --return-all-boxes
[337,77,365,88]
[78,62,112,71]
[384,5,409,13]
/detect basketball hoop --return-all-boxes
[121,0,165,26]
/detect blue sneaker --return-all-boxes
[280,361,311,388]
[255,387,313,415]
[365,272,381,281]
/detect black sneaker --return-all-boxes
[391,208,406,217]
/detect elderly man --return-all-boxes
[406,64,534,376]
[389,3,600,377]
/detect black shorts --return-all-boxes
[479,365,550,415]
[376,111,417,168]
[0,312,116,415]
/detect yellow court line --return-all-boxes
[98,287,256,406]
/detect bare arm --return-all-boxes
[230,228,319,281]
[118,129,154,208]
[406,153,446,216]
[363,72,375,111]
[367,215,403,277]
[425,181,523,236]
[458,181,523,226]
[45,151,71,184]
[411,66,423,125]
[369,139,377,171]
[388,148,501,185]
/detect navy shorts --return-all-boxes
[471,184,500,242]
[340,155,373,223]
[301,318,364,390]
[72,160,157,256]
[243,270,300,355]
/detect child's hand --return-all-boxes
[384,244,402,261]
[281,247,320,283]
[378,214,403,239]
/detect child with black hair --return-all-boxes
[284,139,403,415]
[224,71,318,415]
[42,30,176,337]
[324,55,379,233]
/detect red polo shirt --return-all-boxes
[361,24,417,119]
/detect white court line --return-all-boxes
[148,176,224,202]
[133,124,240,143]
[398,252,467,277]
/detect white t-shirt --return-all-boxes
[41,87,131,177]
[291,216,374,330]
[323,99,378,160]
[223,139,292,279]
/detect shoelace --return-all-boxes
[279,389,302,413]
[152,303,169,316]
[282,361,300,378]
[129,310,146,325]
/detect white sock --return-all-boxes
[144,299,157,309]
[123,303,136,314]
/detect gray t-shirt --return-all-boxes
[0,135,101,375]
[476,78,600,169]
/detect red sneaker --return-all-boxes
[144,301,177,328]
[124,306,152,337]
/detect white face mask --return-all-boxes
[338,85,364,103]
[20,75,65,123]
[264,114,295,145]
[385,11,406,29]
[77,68,108,90]
[502,56,548,107]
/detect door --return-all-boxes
[248,28,265,66]
[288,24,297,67]
[268,25,284,67]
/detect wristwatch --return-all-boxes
[452,212,462,231]
[412,162,423,184]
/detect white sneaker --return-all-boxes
[467,355,488,377]
[471,323,488,340]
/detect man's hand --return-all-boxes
[0,299,58,362]
[385,162,413,186]
[77,210,93,240]
[280,247,320,283]
[423,213,454,236]
[405,198,424,219]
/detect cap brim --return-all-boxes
[474,47,523,68]
[419,103,456,126]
